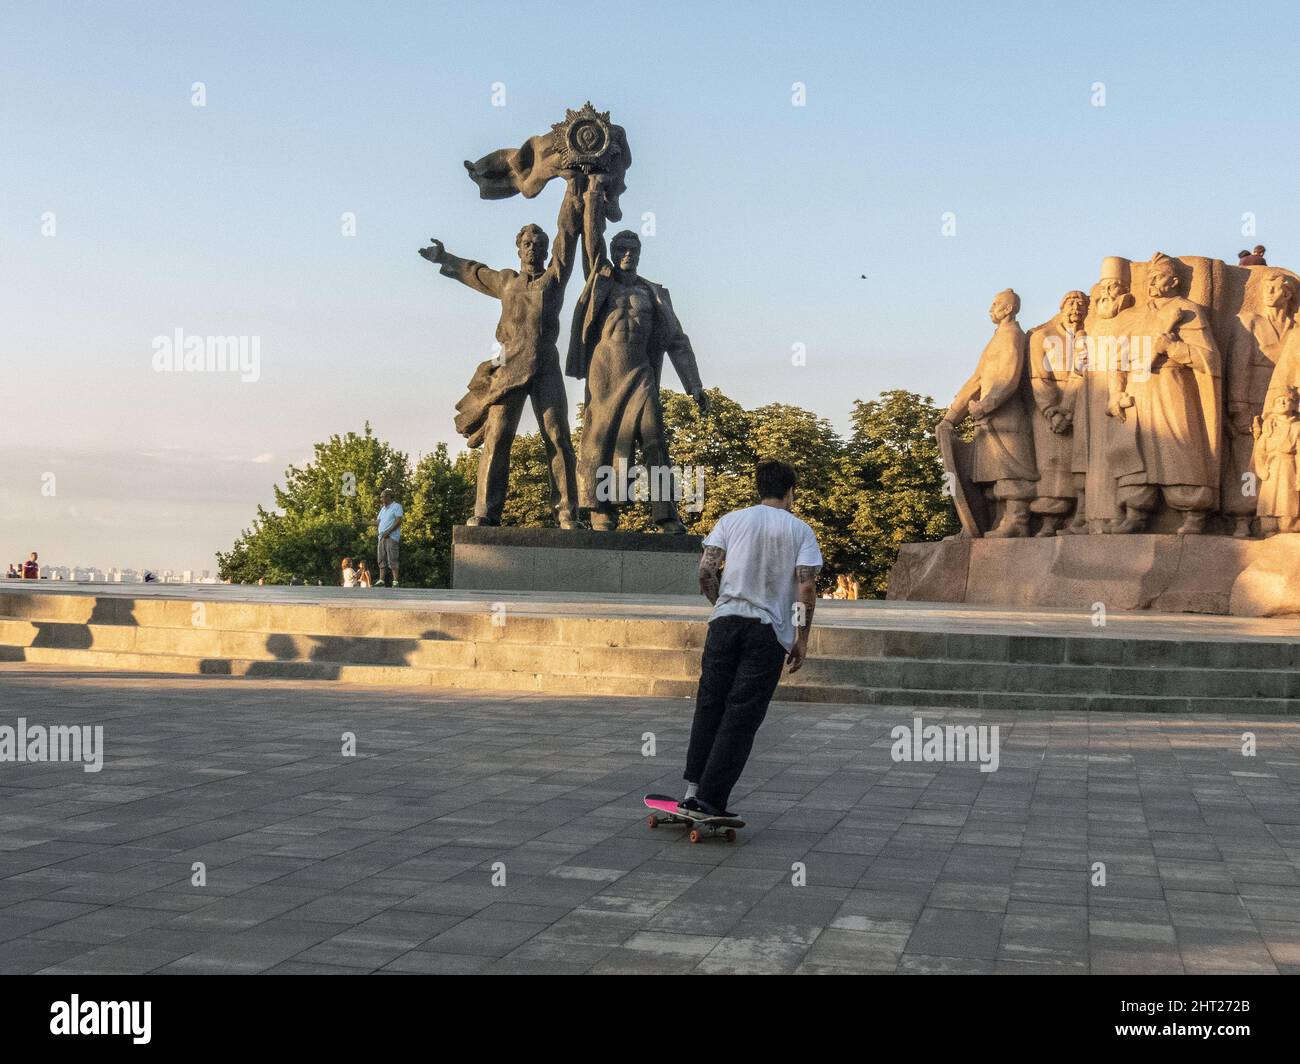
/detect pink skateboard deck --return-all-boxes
[643,793,743,842]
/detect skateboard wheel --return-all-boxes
[725,828,737,842]
[647,815,659,829]
[689,829,702,844]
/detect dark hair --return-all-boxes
[516,223,548,250]
[1238,250,1250,258]
[756,460,797,500]
[610,229,641,252]
[1255,245,1267,254]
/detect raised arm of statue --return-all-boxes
[442,254,507,300]
[418,238,507,300]
[549,179,584,288]
[581,183,609,277]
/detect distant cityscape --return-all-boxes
[6,565,220,584]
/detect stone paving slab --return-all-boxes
[1,662,1299,974]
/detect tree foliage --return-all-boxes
[218,391,959,594]
[832,390,960,595]
[216,424,473,586]
[404,444,476,587]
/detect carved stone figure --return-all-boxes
[900,252,1300,615]
[1028,291,1088,535]
[1072,258,1136,531]
[419,179,583,528]
[1251,291,1300,531]
[1224,271,1298,535]
[1105,253,1222,534]
[566,185,707,533]
[1253,386,1300,534]
[941,289,1037,538]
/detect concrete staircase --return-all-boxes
[1,586,1299,713]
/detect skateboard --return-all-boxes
[643,793,744,844]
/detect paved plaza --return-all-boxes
[1,662,1299,974]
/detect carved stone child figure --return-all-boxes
[1252,386,1300,535]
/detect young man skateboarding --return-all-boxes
[680,460,823,818]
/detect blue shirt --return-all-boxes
[377,502,403,541]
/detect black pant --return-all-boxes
[684,615,787,811]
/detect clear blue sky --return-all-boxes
[3,0,1297,571]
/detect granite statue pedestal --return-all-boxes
[887,533,1300,616]
[451,525,703,594]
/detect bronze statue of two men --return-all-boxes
[419,104,705,533]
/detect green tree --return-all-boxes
[658,387,756,532]
[217,424,411,585]
[831,390,959,596]
[747,401,847,589]
[402,444,475,586]
[488,390,849,586]
[499,430,560,527]
[214,390,961,596]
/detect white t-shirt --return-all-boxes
[377,502,403,541]
[703,504,823,652]
[342,567,356,588]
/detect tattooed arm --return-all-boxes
[699,546,725,604]
[786,563,821,673]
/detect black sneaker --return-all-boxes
[679,796,736,819]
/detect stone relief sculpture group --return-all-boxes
[418,103,705,533]
[941,253,1300,539]
[417,104,1300,548]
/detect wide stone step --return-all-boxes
[5,591,1300,670]
[4,586,1299,712]
[0,592,704,649]
[4,618,1293,696]
[4,641,1297,715]
[0,620,706,677]
[795,656,1299,698]
[9,645,677,696]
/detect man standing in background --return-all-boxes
[374,489,403,588]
